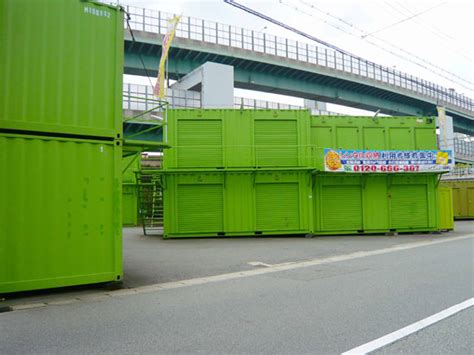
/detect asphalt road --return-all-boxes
[122,221,474,288]
[1,226,472,354]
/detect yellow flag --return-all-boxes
[154,15,181,98]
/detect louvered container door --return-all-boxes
[254,120,298,167]
[255,183,299,231]
[390,185,428,229]
[313,176,364,234]
[176,120,223,168]
[177,184,224,234]
[320,185,363,232]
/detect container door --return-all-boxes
[254,120,298,167]
[390,185,428,229]
[177,120,223,168]
[415,128,436,150]
[452,188,462,217]
[468,188,474,217]
[177,184,224,233]
[256,183,299,231]
[320,185,363,231]
[363,127,386,150]
[437,187,453,230]
[389,128,414,149]
[122,185,138,226]
[336,127,360,149]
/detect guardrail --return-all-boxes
[124,5,473,114]
[453,136,474,159]
[122,83,341,115]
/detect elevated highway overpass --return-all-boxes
[123,6,474,135]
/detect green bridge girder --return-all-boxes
[124,32,474,135]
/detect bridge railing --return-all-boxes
[124,5,473,114]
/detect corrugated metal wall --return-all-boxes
[163,170,312,238]
[164,109,311,169]
[0,134,122,293]
[161,109,445,238]
[0,0,124,293]
[0,0,124,138]
[440,180,474,219]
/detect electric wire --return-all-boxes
[362,1,447,38]
[289,0,473,91]
[125,10,156,89]
[223,0,473,106]
[384,1,472,60]
[295,0,473,88]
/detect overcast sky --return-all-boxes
[120,0,473,114]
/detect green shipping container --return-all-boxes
[312,174,439,234]
[0,0,124,139]
[441,179,474,219]
[0,133,122,294]
[310,115,439,234]
[122,184,138,226]
[437,186,454,230]
[164,109,311,169]
[310,116,437,168]
[163,169,312,238]
[122,154,140,226]
[122,154,140,184]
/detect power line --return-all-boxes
[125,10,155,89]
[291,0,473,91]
[394,1,455,41]
[223,0,474,101]
[362,1,447,38]
[385,1,472,60]
[298,0,473,87]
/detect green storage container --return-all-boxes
[437,186,454,230]
[312,174,438,234]
[122,154,140,226]
[441,179,474,219]
[310,115,439,234]
[122,154,140,184]
[161,110,443,237]
[0,133,122,294]
[310,116,437,168]
[164,109,311,169]
[163,169,312,238]
[0,0,124,138]
[122,184,138,226]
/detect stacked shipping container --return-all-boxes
[122,154,140,226]
[310,116,440,234]
[162,109,446,238]
[162,109,314,237]
[0,0,124,293]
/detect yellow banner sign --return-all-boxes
[154,15,181,98]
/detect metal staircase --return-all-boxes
[136,170,164,236]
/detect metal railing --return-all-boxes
[123,5,474,114]
[442,165,474,179]
[123,83,200,112]
[122,83,341,115]
[453,136,474,159]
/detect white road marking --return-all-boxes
[248,261,273,267]
[341,298,474,355]
[7,234,473,312]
